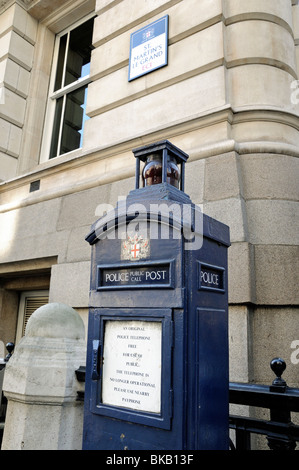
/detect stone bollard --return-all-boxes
[1,303,86,450]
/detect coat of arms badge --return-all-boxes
[121,233,150,261]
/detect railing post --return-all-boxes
[267,358,296,451]
[235,428,251,450]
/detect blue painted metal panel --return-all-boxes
[89,308,173,429]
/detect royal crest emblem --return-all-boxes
[121,233,150,261]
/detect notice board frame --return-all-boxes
[90,308,173,430]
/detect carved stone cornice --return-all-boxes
[0,0,73,21]
[0,0,34,10]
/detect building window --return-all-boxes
[45,16,94,160]
[16,291,49,343]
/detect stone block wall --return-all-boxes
[0,2,37,181]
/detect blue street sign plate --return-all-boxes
[128,15,169,81]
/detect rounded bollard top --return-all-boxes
[25,302,85,340]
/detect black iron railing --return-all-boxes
[229,358,299,450]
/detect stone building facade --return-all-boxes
[0,0,298,392]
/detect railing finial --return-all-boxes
[270,357,287,387]
[4,342,14,362]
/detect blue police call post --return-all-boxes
[83,140,230,450]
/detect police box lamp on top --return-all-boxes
[133,140,188,192]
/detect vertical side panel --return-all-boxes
[196,307,229,450]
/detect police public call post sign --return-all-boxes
[128,15,169,81]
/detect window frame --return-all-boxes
[40,13,95,163]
